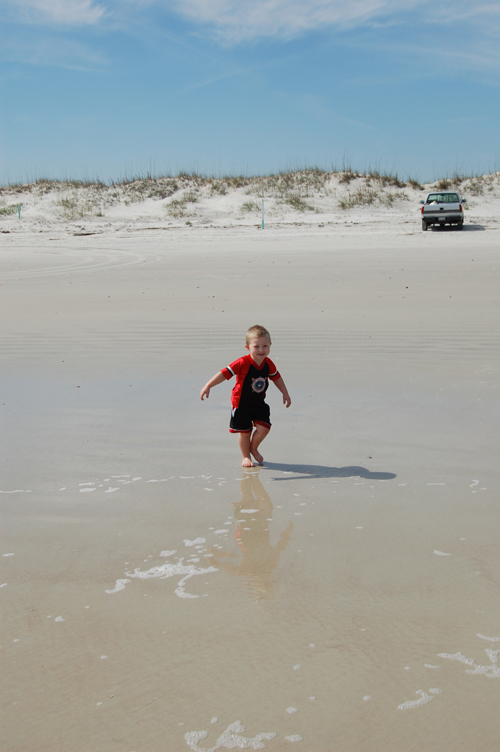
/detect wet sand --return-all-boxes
[1,225,499,751]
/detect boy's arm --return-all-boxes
[200,371,227,400]
[273,376,291,407]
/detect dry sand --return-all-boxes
[1,184,499,751]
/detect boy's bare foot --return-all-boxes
[242,457,254,467]
[250,448,264,465]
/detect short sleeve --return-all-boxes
[221,357,244,380]
[267,359,281,380]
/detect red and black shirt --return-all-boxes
[222,355,280,410]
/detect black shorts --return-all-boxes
[229,402,271,433]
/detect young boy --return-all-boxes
[200,325,291,467]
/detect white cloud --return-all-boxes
[172,0,405,41]
[167,0,500,42]
[6,0,105,26]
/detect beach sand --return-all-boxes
[1,209,499,750]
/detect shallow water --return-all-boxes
[1,231,499,751]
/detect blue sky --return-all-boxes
[1,0,499,183]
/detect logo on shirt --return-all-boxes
[251,377,267,394]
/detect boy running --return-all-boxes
[200,325,291,467]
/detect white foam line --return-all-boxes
[0,490,32,494]
[146,479,169,483]
[3,553,15,557]
[438,652,474,665]
[105,578,131,594]
[397,690,436,710]
[184,538,206,547]
[107,560,218,600]
[285,735,303,742]
[185,721,276,752]
[104,487,120,493]
[0,583,8,588]
[434,550,451,556]
[477,634,500,642]
[427,483,445,486]
[240,509,258,514]
[440,649,499,677]
[80,488,96,493]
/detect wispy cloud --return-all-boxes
[349,34,500,79]
[3,0,106,26]
[161,0,500,43]
[169,0,405,42]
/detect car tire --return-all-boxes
[457,221,463,230]
[422,220,428,231]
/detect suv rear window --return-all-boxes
[426,193,460,203]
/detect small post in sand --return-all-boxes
[261,199,264,230]
[18,204,21,219]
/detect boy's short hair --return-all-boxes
[246,325,271,344]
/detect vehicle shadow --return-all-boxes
[262,462,396,481]
[430,224,485,232]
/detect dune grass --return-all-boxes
[1,168,498,222]
[0,204,18,215]
[241,201,261,212]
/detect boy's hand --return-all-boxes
[200,371,226,401]
[283,393,291,408]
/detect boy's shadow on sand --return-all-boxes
[263,462,396,481]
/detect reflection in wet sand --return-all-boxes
[207,469,293,600]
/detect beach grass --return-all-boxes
[1,169,498,224]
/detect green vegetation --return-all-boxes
[0,204,18,215]
[337,185,409,210]
[430,172,500,197]
[165,189,198,217]
[240,201,261,212]
[282,193,315,212]
[338,188,377,210]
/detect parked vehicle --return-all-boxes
[420,191,466,231]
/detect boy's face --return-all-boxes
[246,335,271,365]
